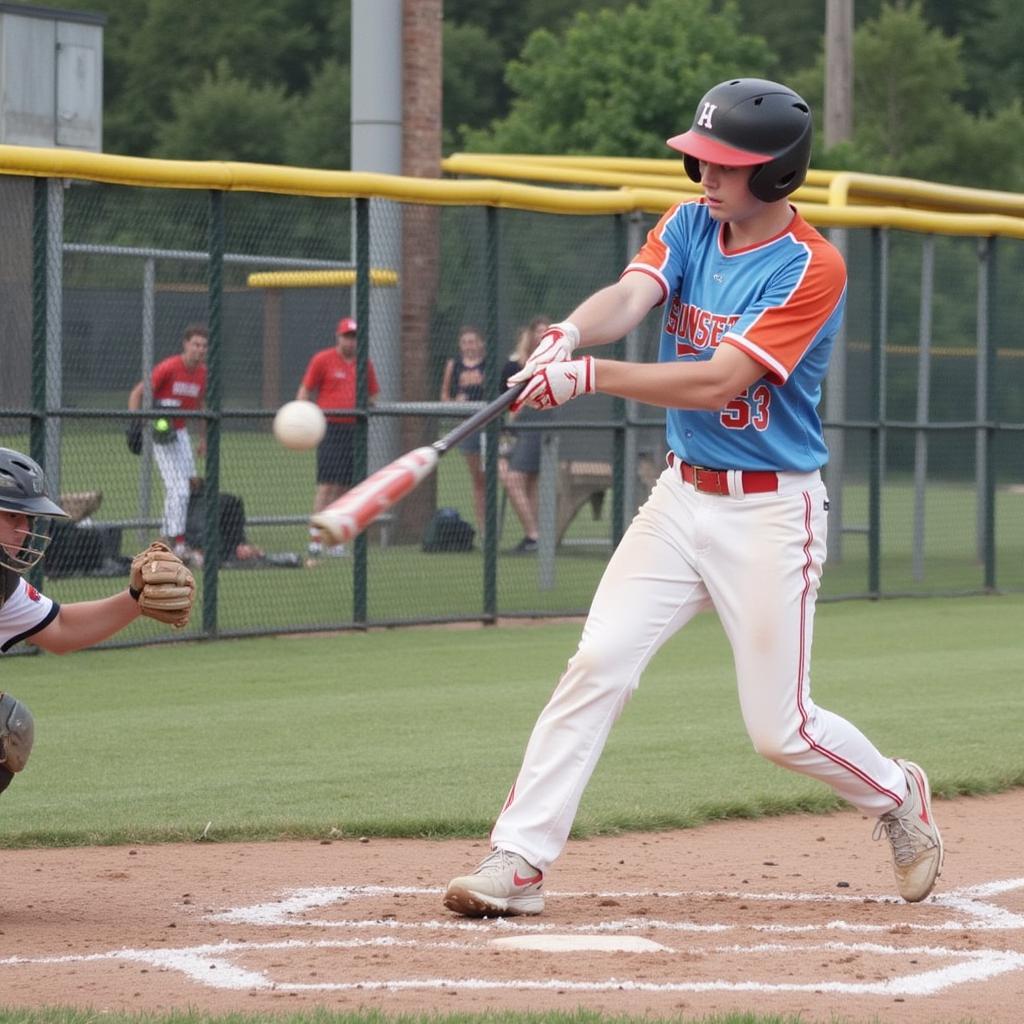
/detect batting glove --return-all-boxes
[507,321,581,384]
[511,356,596,412]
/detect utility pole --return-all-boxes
[823,0,853,561]
[824,0,854,147]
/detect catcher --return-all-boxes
[0,446,194,794]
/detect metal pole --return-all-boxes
[537,433,559,591]
[824,228,848,562]
[483,206,501,619]
[353,196,371,626]
[28,178,47,594]
[977,237,997,588]
[202,190,224,637]
[138,256,156,545]
[824,0,854,568]
[351,0,402,473]
[610,213,628,547]
[975,237,991,567]
[622,212,646,523]
[45,180,64,496]
[868,228,886,597]
[912,235,934,582]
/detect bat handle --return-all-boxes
[435,381,528,454]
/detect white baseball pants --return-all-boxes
[492,464,907,872]
[153,428,196,539]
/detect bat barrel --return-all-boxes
[311,446,439,544]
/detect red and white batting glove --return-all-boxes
[507,321,581,384]
[511,356,596,412]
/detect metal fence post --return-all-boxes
[28,178,48,595]
[621,212,646,524]
[483,205,501,618]
[537,432,559,591]
[202,189,225,636]
[976,237,997,588]
[353,196,371,625]
[825,227,849,563]
[610,213,627,547]
[912,235,934,582]
[44,179,64,496]
[137,256,157,546]
[867,228,887,597]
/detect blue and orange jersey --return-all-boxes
[624,199,846,471]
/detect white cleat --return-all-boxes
[444,848,545,917]
[874,759,943,902]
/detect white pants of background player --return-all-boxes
[152,427,196,540]
[492,464,907,871]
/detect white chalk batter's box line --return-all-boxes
[210,876,1024,934]
[2,877,1023,998]
[4,935,1024,997]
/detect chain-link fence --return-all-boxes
[1,163,1021,649]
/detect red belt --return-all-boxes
[667,452,778,495]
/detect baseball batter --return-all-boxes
[0,447,195,795]
[444,79,943,917]
[128,323,209,557]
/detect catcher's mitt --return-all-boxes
[126,417,144,455]
[129,541,195,628]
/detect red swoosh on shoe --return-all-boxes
[513,870,543,887]
[908,768,931,825]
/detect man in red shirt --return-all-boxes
[297,316,380,557]
[128,323,208,561]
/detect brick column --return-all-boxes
[398,0,443,539]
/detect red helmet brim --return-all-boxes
[666,129,772,166]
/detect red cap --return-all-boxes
[336,316,358,335]
[666,129,772,166]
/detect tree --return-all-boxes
[153,59,295,164]
[442,22,505,153]
[51,0,338,157]
[957,0,1024,114]
[285,60,351,171]
[792,1,1024,188]
[465,0,777,156]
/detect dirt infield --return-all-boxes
[3,790,1023,1024]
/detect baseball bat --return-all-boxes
[310,381,528,545]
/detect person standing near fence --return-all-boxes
[128,323,208,563]
[443,78,942,918]
[297,316,380,559]
[499,316,551,554]
[440,325,488,538]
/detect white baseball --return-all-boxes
[273,400,326,450]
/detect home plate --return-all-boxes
[491,935,671,953]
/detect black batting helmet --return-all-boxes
[667,78,812,202]
[0,448,68,574]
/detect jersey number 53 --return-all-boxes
[720,384,771,431]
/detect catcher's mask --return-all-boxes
[0,448,69,574]
[667,78,812,202]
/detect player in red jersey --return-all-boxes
[297,317,380,557]
[128,323,208,561]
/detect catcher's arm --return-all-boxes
[31,591,141,655]
[30,543,195,651]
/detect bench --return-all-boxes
[554,454,660,542]
[555,460,612,542]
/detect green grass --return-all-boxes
[2,593,1021,848]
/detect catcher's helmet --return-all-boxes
[667,78,812,202]
[0,448,68,573]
